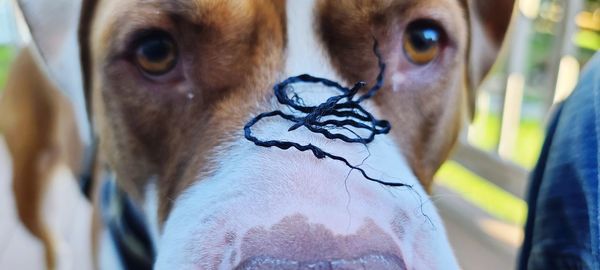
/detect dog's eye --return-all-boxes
[134,33,177,76]
[403,20,444,65]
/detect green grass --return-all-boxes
[436,112,545,226]
[467,110,502,151]
[513,118,545,168]
[437,162,529,225]
[575,30,600,51]
[0,45,15,90]
[468,112,544,169]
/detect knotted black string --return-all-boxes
[244,41,411,188]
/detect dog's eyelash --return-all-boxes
[119,29,174,59]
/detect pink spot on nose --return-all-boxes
[238,214,404,267]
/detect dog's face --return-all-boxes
[21,0,513,268]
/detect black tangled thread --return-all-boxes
[244,41,411,188]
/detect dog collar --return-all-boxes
[101,176,156,269]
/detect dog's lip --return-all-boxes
[234,253,407,270]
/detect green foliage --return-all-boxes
[437,162,528,226]
[468,113,544,169]
[0,46,14,91]
[436,112,545,226]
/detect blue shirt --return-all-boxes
[519,53,600,270]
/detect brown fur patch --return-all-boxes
[82,0,286,222]
[316,0,468,187]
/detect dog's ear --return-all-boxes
[15,0,90,138]
[465,0,516,118]
[16,0,82,97]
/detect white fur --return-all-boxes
[99,229,123,270]
[15,0,92,145]
[143,180,161,250]
[155,1,459,269]
[284,0,340,81]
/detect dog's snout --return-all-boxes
[235,214,406,270]
[156,128,458,269]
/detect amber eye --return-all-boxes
[403,20,444,65]
[134,33,177,76]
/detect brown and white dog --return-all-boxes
[2,0,515,269]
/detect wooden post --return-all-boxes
[551,0,583,104]
[498,0,537,159]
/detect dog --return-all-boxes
[2,0,515,269]
[0,46,84,269]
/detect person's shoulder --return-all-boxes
[576,52,600,94]
[582,52,600,76]
[545,53,600,165]
[562,53,600,114]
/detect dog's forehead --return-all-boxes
[89,0,468,100]
[91,0,261,55]
[91,0,466,56]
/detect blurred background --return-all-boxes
[0,0,598,269]
[434,0,599,269]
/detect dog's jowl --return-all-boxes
[7,0,515,269]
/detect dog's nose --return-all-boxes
[236,254,406,270]
[233,214,407,270]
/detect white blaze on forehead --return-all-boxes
[283,0,375,123]
[285,0,340,81]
